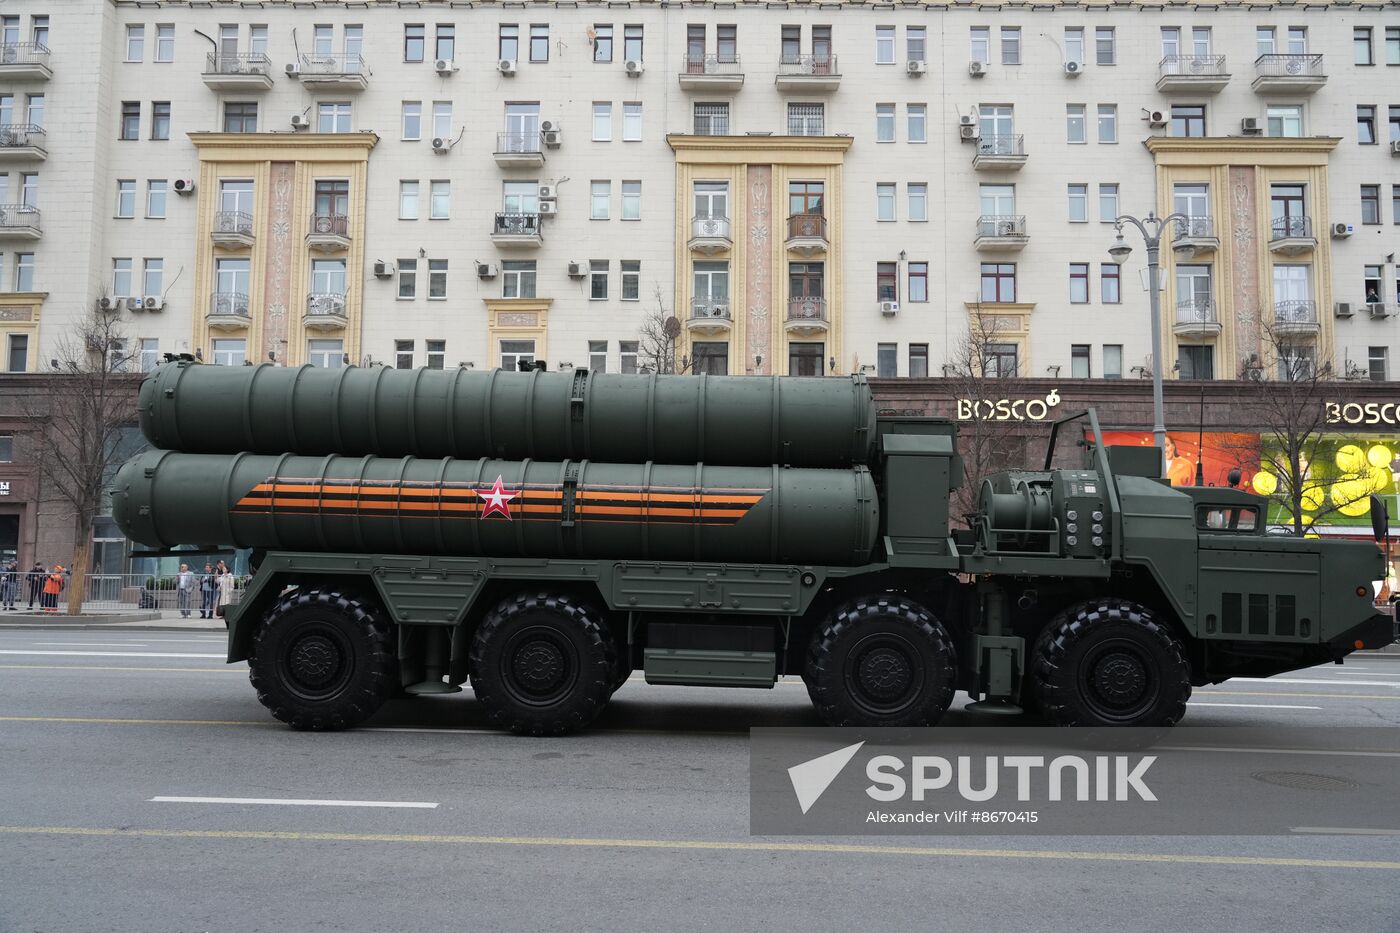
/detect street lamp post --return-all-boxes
[1108,211,1191,477]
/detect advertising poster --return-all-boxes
[1093,430,1260,489]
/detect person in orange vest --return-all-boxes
[42,564,63,612]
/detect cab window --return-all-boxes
[1196,505,1259,533]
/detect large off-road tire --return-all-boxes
[1032,598,1191,727]
[806,597,957,727]
[249,586,396,731]
[469,592,616,736]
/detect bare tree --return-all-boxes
[944,309,1028,520]
[637,284,690,374]
[24,306,143,613]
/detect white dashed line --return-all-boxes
[149,796,439,809]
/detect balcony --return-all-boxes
[1268,215,1315,255]
[304,292,348,330]
[689,215,732,254]
[306,213,350,252]
[1252,54,1326,94]
[0,125,46,161]
[1173,298,1221,339]
[679,55,745,91]
[211,211,255,249]
[494,132,545,168]
[785,297,829,335]
[295,52,368,91]
[1157,55,1230,93]
[0,43,52,81]
[785,213,828,255]
[207,292,251,330]
[775,55,840,92]
[687,299,734,335]
[974,215,1029,252]
[1274,299,1319,336]
[492,212,543,248]
[972,135,1027,171]
[1171,216,1218,257]
[202,52,275,91]
[0,205,40,239]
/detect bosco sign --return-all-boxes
[956,390,1061,422]
[1326,402,1400,427]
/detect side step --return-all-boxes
[641,621,778,688]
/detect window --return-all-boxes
[12,253,32,291]
[589,340,609,374]
[142,258,163,297]
[308,339,344,370]
[224,102,258,133]
[876,26,895,64]
[1365,265,1384,305]
[1066,105,1086,144]
[907,263,929,302]
[593,25,613,63]
[1394,185,1400,225]
[215,257,250,299]
[592,102,612,141]
[250,24,268,57]
[907,27,926,63]
[26,93,42,128]
[1270,183,1307,236]
[621,261,640,301]
[530,24,549,63]
[1101,264,1121,304]
[876,183,896,222]
[1170,105,1205,138]
[405,24,425,62]
[695,342,730,376]
[1103,345,1123,379]
[310,257,347,299]
[139,338,160,374]
[430,101,451,140]
[620,341,639,374]
[1362,185,1381,225]
[500,339,536,372]
[1286,26,1308,55]
[317,102,351,133]
[111,258,133,298]
[984,344,1018,378]
[32,15,49,50]
[1357,105,1377,144]
[590,181,610,220]
[876,104,895,143]
[717,25,738,63]
[151,102,170,140]
[1369,347,1388,382]
[970,27,990,64]
[1179,345,1214,380]
[694,103,729,136]
[1272,264,1313,327]
[1356,27,1374,65]
[909,344,929,378]
[426,341,445,370]
[1392,106,1400,144]
[1001,27,1021,65]
[115,180,136,218]
[399,180,419,220]
[1099,183,1119,222]
[621,181,641,220]
[212,339,246,367]
[1068,184,1088,222]
[436,24,455,63]
[1070,263,1090,303]
[781,26,801,64]
[1161,27,1180,59]
[877,262,898,302]
[1095,27,1115,65]
[877,344,897,379]
[155,24,174,62]
[980,182,1014,221]
[1097,105,1117,143]
[981,263,1016,303]
[1071,345,1091,379]
[788,342,824,378]
[126,24,144,62]
[1278,346,1314,382]
[787,103,824,136]
[1266,105,1302,138]
[428,259,447,299]
[623,102,642,141]
[502,261,536,299]
[400,101,422,140]
[1388,27,1400,65]
[420,179,448,220]
[1257,27,1276,58]
[500,24,519,61]
[120,102,140,140]
[17,172,33,207]
[502,180,539,216]
[979,104,1014,143]
[395,340,415,369]
[6,334,27,373]
[907,104,927,143]
[140,180,165,221]
[398,259,417,299]
[1176,263,1212,319]
[908,184,928,222]
[590,260,609,299]
[623,24,643,61]
[693,261,730,314]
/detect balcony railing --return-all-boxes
[976,134,1024,157]
[1175,298,1217,325]
[786,213,828,241]
[1159,55,1227,77]
[778,54,838,76]
[692,215,731,240]
[786,297,828,324]
[204,52,273,76]
[208,292,251,319]
[976,215,1028,237]
[306,292,348,319]
[494,212,541,236]
[1254,53,1323,78]
[0,42,51,68]
[690,299,733,321]
[309,213,349,237]
[1275,299,1318,326]
[300,52,365,75]
[0,204,40,235]
[496,131,543,154]
[0,124,45,149]
[1270,215,1312,241]
[1173,216,1215,240]
[682,54,742,75]
[213,210,254,236]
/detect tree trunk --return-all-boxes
[66,535,91,616]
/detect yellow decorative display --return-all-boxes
[1251,471,1277,496]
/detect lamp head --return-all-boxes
[1107,231,1132,261]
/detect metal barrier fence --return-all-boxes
[56,573,245,612]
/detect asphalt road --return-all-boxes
[1,624,1398,933]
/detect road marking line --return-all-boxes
[0,650,224,659]
[0,665,240,674]
[150,796,438,809]
[1233,678,1400,688]
[1197,691,1400,701]
[31,642,147,648]
[1188,702,1321,710]
[0,716,266,726]
[1290,827,1400,836]
[0,825,1397,870]
[1157,745,1400,758]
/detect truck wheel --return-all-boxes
[806,597,957,727]
[1032,598,1191,727]
[249,586,396,731]
[469,592,616,736]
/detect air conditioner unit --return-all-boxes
[435,59,458,74]
[290,114,310,129]
[431,137,449,153]
[125,296,142,312]
[173,178,195,195]
[567,261,587,277]
[96,297,116,312]
[538,200,558,216]
[959,124,979,141]
[476,262,499,278]
[285,62,300,76]
[1370,303,1390,319]
[498,59,517,75]
[1332,222,1353,238]
[1240,117,1262,135]
[959,113,977,127]
[1334,302,1354,318]
[906,60,926,76]
[625,59,644,76]
[968,60,986,77]
[372,260,394,278]
[542,128,562,148]
[879,301,900,316]
[1391,140,1400,155]
[1146,110,1167,128]
[1064,60,1082,76]
[143,296,164,311]
[537,185,557,200]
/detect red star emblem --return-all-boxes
[478,474,519,520]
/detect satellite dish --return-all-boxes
[662,316,681,339]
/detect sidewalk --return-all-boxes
[0,608,226,631]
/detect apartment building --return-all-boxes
[0,0,1397,385]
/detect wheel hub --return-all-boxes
[512,640,567,696]
[857,647,913,702]
[1090,652,1149,707]
[289,634,342,690]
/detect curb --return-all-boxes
[0,623,224,633]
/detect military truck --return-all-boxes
[112,363,1391,735]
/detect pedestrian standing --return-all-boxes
[26,562,43,610]
[2,559,18,609]
[216,564,235,619]
[199,563,217,619]
[42,564,63,613]
[175,563,195,617]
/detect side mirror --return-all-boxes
[1370,494,1389,544]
